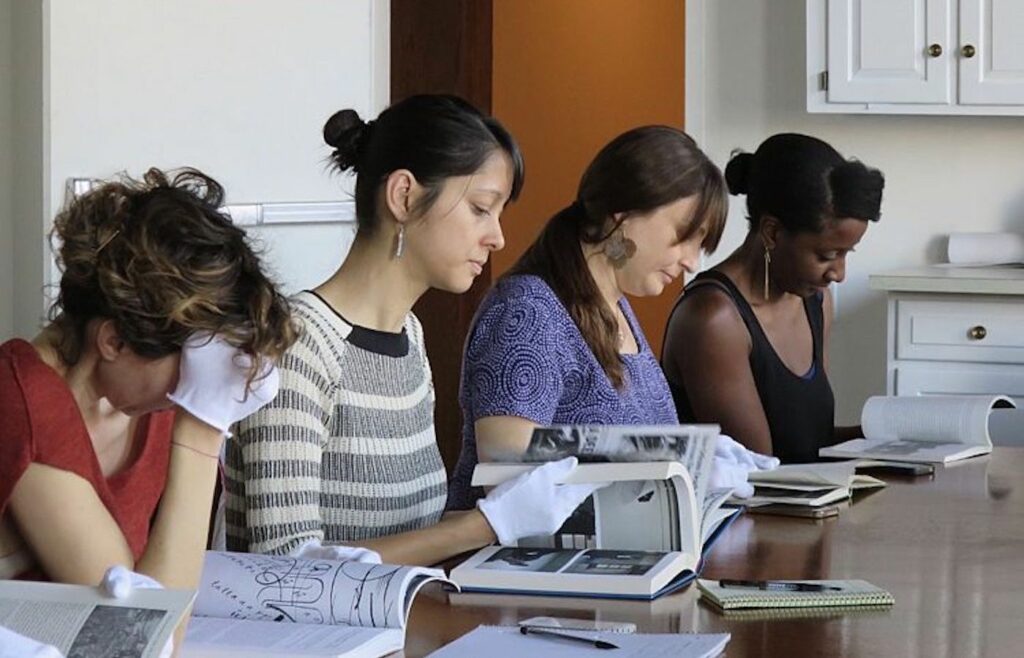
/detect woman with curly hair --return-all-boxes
[0,168,297,590]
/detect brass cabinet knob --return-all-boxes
[962,44,977,58]
[968,325,987,340]
[928,43,943,57]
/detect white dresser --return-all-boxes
[871,267,1024,444]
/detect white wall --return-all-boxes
[10,0,45,339]
[8,0,388,338]
[690,0,1024,424]
[0,0,14,338]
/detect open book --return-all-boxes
[181,551,453,658]
[0,578,193,658]
[739,461,886,508]
[819,395,1017,464]
[453,425,740,599]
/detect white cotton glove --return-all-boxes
[0,626,62,658]
[711,435,780,499]
[476,457,604,546]
[710,456,757,499]
[167,333,280,436]
[100,566,173,658]
[291,539,383,564]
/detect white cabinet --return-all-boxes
[808,0,1024,114]
[872,267,1024,445]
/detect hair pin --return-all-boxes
[96,229,121,255]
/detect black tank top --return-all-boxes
[665,270,835,463]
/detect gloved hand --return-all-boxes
[291,539,383,564]
[715,434,780,471]
[477,457,604,546]
[0,626,62,658]
[710,456,757,498]
[167,333,280,436]
[711,435,780,499]
[100,566,173,658]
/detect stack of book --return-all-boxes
[738,461,885,513]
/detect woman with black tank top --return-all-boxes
[661,134,885,463]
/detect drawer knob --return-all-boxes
[962,44,977,59]
[928,43,943,58]
[968,325,987,340]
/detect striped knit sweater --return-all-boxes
[223,291,447,555]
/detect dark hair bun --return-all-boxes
[323,109,370,173]
[829,160,885,221]
[724,151,754,195]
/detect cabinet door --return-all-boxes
[827,0,953,104]
[960,0,1024,105]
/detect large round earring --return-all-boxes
[763,247,772,301]
[604,229,637,269]
[394,224,405,259]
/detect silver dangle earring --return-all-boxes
[394,224,405,259]
[763,247,772,301]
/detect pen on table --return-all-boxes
[718,578,842,592]
[519,625,619,650]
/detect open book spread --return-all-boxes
[819,395,1017,463]
[0,579,193,658]
[697,578,894,611]
[181,551,453,658]
[425,625,731,658]
[457,425,739,599]
[739,461,886,507]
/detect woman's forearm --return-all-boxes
[136,412,223,589]
[360,510,496,567]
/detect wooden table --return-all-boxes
[403,448,1024,657]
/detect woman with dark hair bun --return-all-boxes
[449,125,738,509]
[0,168,296,589]
[227,94,600,566]
[662,133,885,463]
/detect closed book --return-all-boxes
[697,578,894,610]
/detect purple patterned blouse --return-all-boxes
[448,274,678,509]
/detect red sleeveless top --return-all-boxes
[0,339,174,580]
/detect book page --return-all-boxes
[521,425,718,511]
[194,551,447,630]
[593,480,679,552]
[0,580,192,658]
[861,395,1014,445]
[748,461,856,488]
[427,625,731,658]
[699,489,735,546]
[183,617,401,657]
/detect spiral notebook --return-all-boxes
[697,579,894,611]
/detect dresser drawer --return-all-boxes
[896,298,1024,364]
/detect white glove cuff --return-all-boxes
[476,498,515,546]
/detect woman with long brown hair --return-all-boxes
[450,125,730,508]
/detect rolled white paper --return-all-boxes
[947,232,1024,266]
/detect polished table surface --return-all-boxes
[402,448,1024,657]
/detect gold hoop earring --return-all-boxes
[394,224,405,259]
[763,247,772,301]
[605,229,637,269]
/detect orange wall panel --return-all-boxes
[492,0,686,356]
